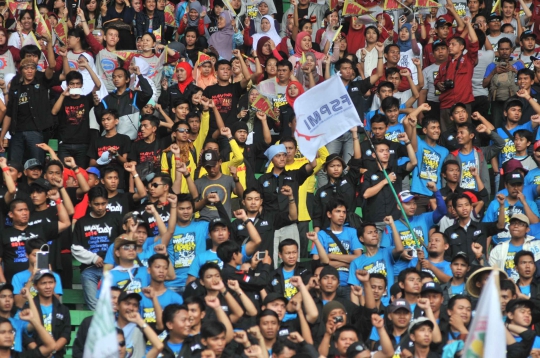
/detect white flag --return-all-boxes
[83,271,119,358]
[463,270,506,357]
[293,74,362,161]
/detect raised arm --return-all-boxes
[307,232,329,264]
[232,49,251,89]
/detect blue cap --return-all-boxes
[86,167,101,179]
[264,144,287,167]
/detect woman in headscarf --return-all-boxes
[296,52,319,90]
[244,15,281,52]
[0,27,20,78]
[289,31,338,78]
[318,9,340,52]
[277,80,304,139]
[250,35,283,84]
[207,11,243,61]
[194,56,217,89]
[395,22,421,84]
[177,1,211,39]
[376,12,398,43]
[246,0,278,34]
[158,61,196,114]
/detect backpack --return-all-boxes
[489,60,519,102]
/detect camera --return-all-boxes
[443,80,454,90]
[500,62,508,67]
[334,316,344,323]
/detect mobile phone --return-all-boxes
[257,252,266,260]
[210,190,218,194]
[333,316,344,323]
[70,88,83,95]
[407,250,414,256]
[399,15,406,22]
[37,251,49,270]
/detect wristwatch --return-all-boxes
[139,323,148,329]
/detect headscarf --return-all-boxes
[253,0,278,32]
[132,57,158,101]
[303,52,320,84]
[176,62,194,93]
[208,11,234,61]
[346,21,366,54]
[294,31,324,60]
[251,15,281,52]
[188,1,211,38]
[0,27,9,55]
[264,143,287,166]
[194,58,217,89]
[285,81,304,108]
[397,23,413,52]
[255,35,272,66]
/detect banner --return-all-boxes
[153,26,162,42]
[342,0,372,16]
[415,0,441,7]
[22,32,41,50]
[5,0,31,17]
[164,2,177,27]
[83,271,118,358]
[54,20,68,46]
[257,77,278,99]
[113,50,138,61]
[327,0,339,10]
[251,94,277,120]
[197,51,211,64]
[383,0,403,10]
[88,19,96,32]
[463,270,506,358]
[34,0,51,38]
[491,0,501,14]
[294,75,362,161]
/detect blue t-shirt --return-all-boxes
[457,151,478,191]
[407,258,452,284]
[140,289,183,350]
[348,248,395,306]
[451,282,466,296]
[12,270,63,298]
[483,197,540,244]
[187,245,250,278]
[519,284,531,297]
[385,123,405,143]
[484,62,525,80]
[514,335,540,349]
[98,267,150,297]
[381,215,433,274]
[524,170,540,212]
[167,221,210,288]
[494,124,533,165]
[364,104,406,131]
[411,138,449,196]
[41,304,53,336]
[10,317,29,352]
[167,341,184,356]
[282,268,298,322]
[505,243,523,282]
[311,227,363,285]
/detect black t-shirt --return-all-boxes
[0,222,59,282]
[203,82,245,131]
[139,201,171,237]
[128,137,164,172]
[15,83,36,132]
[28,206,64,271]
[58,94,94,144]
[87,133,132,189]
[107,191,135,216]
[72,212,123,271]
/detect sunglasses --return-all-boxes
[176,128,189,133]
[118,341,126,347]
[121,244,136,251]
[150,183,166,188]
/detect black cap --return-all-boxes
[118,291,142,303]
[7,161,23,173]
[24,159,43,170]
[435,17,452,28]
[201,149,220,167]
[30,178,52,192]
[505,172,524,185]
[208,217,228,231]
[521,30,537,40]
[421,282,443,294]
[262,293,289,306]
[320,265,340,280]
[489,12,503,22]
[33,269,56,283]
[346,341,369,358]
[451,251,469,263]
[432,39,447,51]
[388,299,411,313]
[504,98,524,111]
[324,153,347,169]
[506,298,535,313]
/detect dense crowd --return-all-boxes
[0,0,539,356]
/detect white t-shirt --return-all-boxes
[472,49,495,97]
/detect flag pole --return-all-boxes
[362,123,422,248]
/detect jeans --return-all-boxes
[81,265,103,310]
[9,131,46,164]
[58,143,90,168]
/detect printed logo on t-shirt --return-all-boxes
[501,138,516,163]
[143,307,156,323]
[283,278,298,299]
[460,161,476,190]
[18,92,28,106]
[43,313,52,335]
[419,148,441,182]
[64,104,86,125]
[398,227,425,254]
[362,260,388,277]
[328,241,350,272]
[171,232,196,268]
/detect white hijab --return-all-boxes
[251,15,281,52]
[61,53,109,100]
[130,56,158,102]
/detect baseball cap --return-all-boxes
[506,298,535,313]
[502,159,528,175]
[432,39,447,51]
[24,159,43,170]
[421,282,443,295]
[534,140,540,151]
[30,178,52,192]
[7,161,23,173]
[504,98,523,112]
[33,269,56,283]
[520,30,537,41]
[462,191,478,204]
[504,172,524,185]
[263,293,289,306]
[96,151,112,165]
[86,167,101,179]
[510,213,530,226]
[408,317,434,334]
[398,190,417,203]
[388,299,411,313]
[489,12,502,21]
[201,149,220,167]
[324,153,347,169]
[118,291,142,302]
[451,251,469,263]
[435,17,452,28]
[208,217,228,231]
[346,342,370,358]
